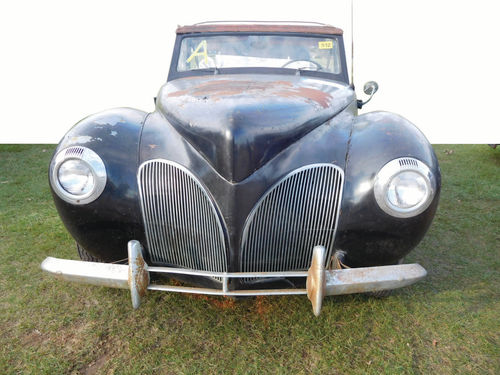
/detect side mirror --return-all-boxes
[363,81,379,96]
[357,81,379,109]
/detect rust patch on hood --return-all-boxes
[167,80,293,97]
[167,79,332,108]
[275,87,332,109]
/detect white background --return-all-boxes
[0,0,498,144]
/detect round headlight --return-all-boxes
[374,158,436,218]
[58,159,95,195]
[387,171,428,209]
[50,146,106,204]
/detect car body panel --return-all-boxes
[337,111,441,266]
[51,108,148,262]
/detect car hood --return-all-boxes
[157,74,355,182]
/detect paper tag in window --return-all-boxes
[318,41,333,49]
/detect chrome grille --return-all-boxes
[240,164,344,277]
[138,160,227,277]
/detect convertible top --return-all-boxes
[176,21,343,35]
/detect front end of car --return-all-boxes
[42,24,440,316]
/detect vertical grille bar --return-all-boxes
[138,160,228,278]
[240,164,344,278]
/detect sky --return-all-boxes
[0,0,498,143]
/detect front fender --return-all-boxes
[335,111,441,266]
[50,108,148,261]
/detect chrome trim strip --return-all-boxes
[137,159,228,278]
[147,266,308,278]
[147,285,307,296]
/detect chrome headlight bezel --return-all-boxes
[50,146,107,205]
[374,157,436,218]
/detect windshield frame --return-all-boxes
[167,32,349,83]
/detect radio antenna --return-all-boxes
[350,0,354,88]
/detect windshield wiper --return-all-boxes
[194,67,220,75]
[295,66,322,76]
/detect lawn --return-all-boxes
[0,144,498,374]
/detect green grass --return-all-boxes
[0,144,498,374]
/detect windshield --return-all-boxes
[177,34,341,74]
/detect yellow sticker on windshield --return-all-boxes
[186,40,208,64]
[318,41,333,49]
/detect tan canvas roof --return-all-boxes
[176,22,343,35]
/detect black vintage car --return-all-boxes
[42,22,440,315]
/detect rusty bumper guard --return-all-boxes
[41,240,427,316]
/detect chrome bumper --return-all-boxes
[41,240,427,316]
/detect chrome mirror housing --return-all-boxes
[363,81,379,96]
[358,81,379,108]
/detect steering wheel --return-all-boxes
[281,59,323,71]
